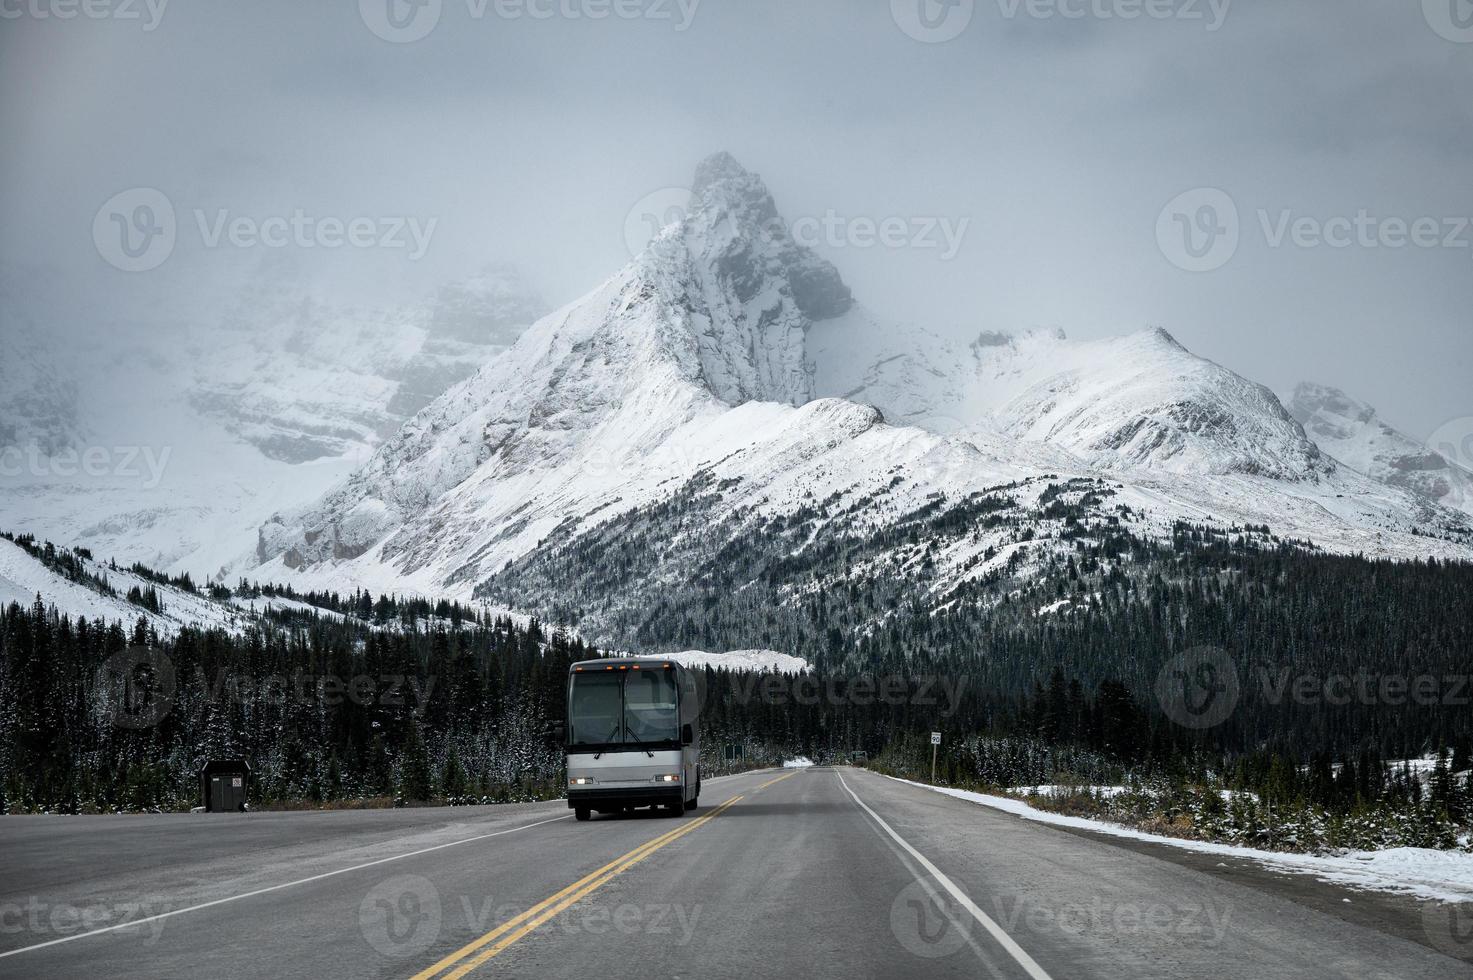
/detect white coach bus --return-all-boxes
[560,658,701,822]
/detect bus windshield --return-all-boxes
[569,670,679,747]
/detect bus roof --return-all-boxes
[569,658,685,674]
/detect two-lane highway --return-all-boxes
[0,768,1467,978]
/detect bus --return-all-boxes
[560,658,701,822]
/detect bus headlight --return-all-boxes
[652,774,681,783]
[569,777,596,786]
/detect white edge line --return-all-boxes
[836,770,1054,980]
[0,813,571,960]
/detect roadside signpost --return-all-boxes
[930,731,941,783]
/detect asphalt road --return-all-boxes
[1,767,1469,979]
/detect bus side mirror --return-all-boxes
[544,722,566,743]
[681,724,694,746]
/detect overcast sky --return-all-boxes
[2,0,1469,439]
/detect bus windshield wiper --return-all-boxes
[621,722,656,758]
[593,721,623,760]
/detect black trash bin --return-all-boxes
[200,760,251,812]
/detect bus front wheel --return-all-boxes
[575,807,591,822]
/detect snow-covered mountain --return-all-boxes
[1288,382,1473,519]
[810,314,1327,481]
[252,153,1473,622]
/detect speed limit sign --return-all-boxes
[930,732,941,745]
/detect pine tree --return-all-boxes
[399,723,434,802]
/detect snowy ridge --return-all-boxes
[619,649,810,674]
[0,537,249,638]
[1289,382,1473,520]
[811,316,1328,480]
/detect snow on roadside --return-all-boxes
[886,775,1473,903]
[783,757,815,769]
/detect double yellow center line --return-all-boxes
[756,770,801,791]
[410,794,744,979]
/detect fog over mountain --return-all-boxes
[2,0,1470,449]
